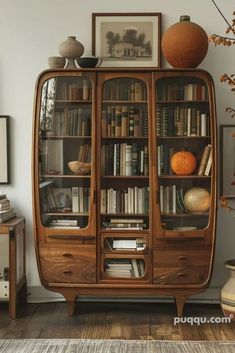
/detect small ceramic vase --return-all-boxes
[59,36,84,69]
[221,259,235,321]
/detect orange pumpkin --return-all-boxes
[170,151,196,175]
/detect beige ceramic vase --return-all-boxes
[221,260,235,321]
[59,36,84,69]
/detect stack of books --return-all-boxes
[0,195,16,223]
[103,218,146,230]
[49,219,79,229]
[105,258,145,278]
[105,238,146,251]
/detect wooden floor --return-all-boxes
[0,302,235,340]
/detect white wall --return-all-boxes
[0,0,234,300]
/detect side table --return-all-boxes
[0,217,26,319]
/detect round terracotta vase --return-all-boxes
[221,259,235,321]
[161,15,208,68]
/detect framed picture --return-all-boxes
[0,116,10,184]
[220,125,235,198]
[92,12,162,67]
[52,188,72,210]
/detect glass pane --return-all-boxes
[155,76,211,231]
[100,77,149,231]
[38,76,92,229]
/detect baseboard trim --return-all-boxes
[27,286,220,304]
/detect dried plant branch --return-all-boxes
[209,34,235,46]
[209,3,235,119]
[210,0,235,36]
[220,196,235,214]
[225,107,235,118]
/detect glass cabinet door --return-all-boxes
[98,75,150,281]
[38,75,94,230]
[99,77,150,232]
[155,75,212,232]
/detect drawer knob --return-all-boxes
[177,256,188,261]
[63,253,73,258]
[177,272,187,277]
[63,270,73,275]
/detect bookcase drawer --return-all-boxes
[153,249,211,267]
[153,266,209,285]
[41,261,96,283]
[39,245,96,283]
[39,245,96,262]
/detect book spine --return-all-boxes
[198,144,212,175]
[72,187,79,213]
[204,148,213,176]
[201,114,207,136]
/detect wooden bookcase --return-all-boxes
[32,68,217,316]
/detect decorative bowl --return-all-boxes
[76,56,102,68]
[48,56,66,69]
[68,161,91,175]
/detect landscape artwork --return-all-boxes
[92,13,161,67]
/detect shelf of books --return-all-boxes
[102,234,147,253]
[101,254,149,281]
[155,75,212,233]
[38,75,94,231]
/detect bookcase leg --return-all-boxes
[67,299,76,316]
[175,296,187,317]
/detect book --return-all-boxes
[201,114,207,136]
[121,106,128,136]
[204,148,213,176]
[82,80,89,100]
[131,259,140,277]
[72,187,79,213]
[198,144,212,175]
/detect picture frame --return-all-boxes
[220,125,235,198]
[0,116,10,184]
[92,12,162,68]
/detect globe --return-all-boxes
[184,187,210,212]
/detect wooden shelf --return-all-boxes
[161,212,209,217]
[157,100,209,104]
[42,174,91,178]
[44,212,89,216]
[102,176,149,179]
[42,136,91,140]
[102,100,148,104]
[55,100,92,103]
[102,136,148,140]
[159,175,211,179]
[157,136,211,140]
